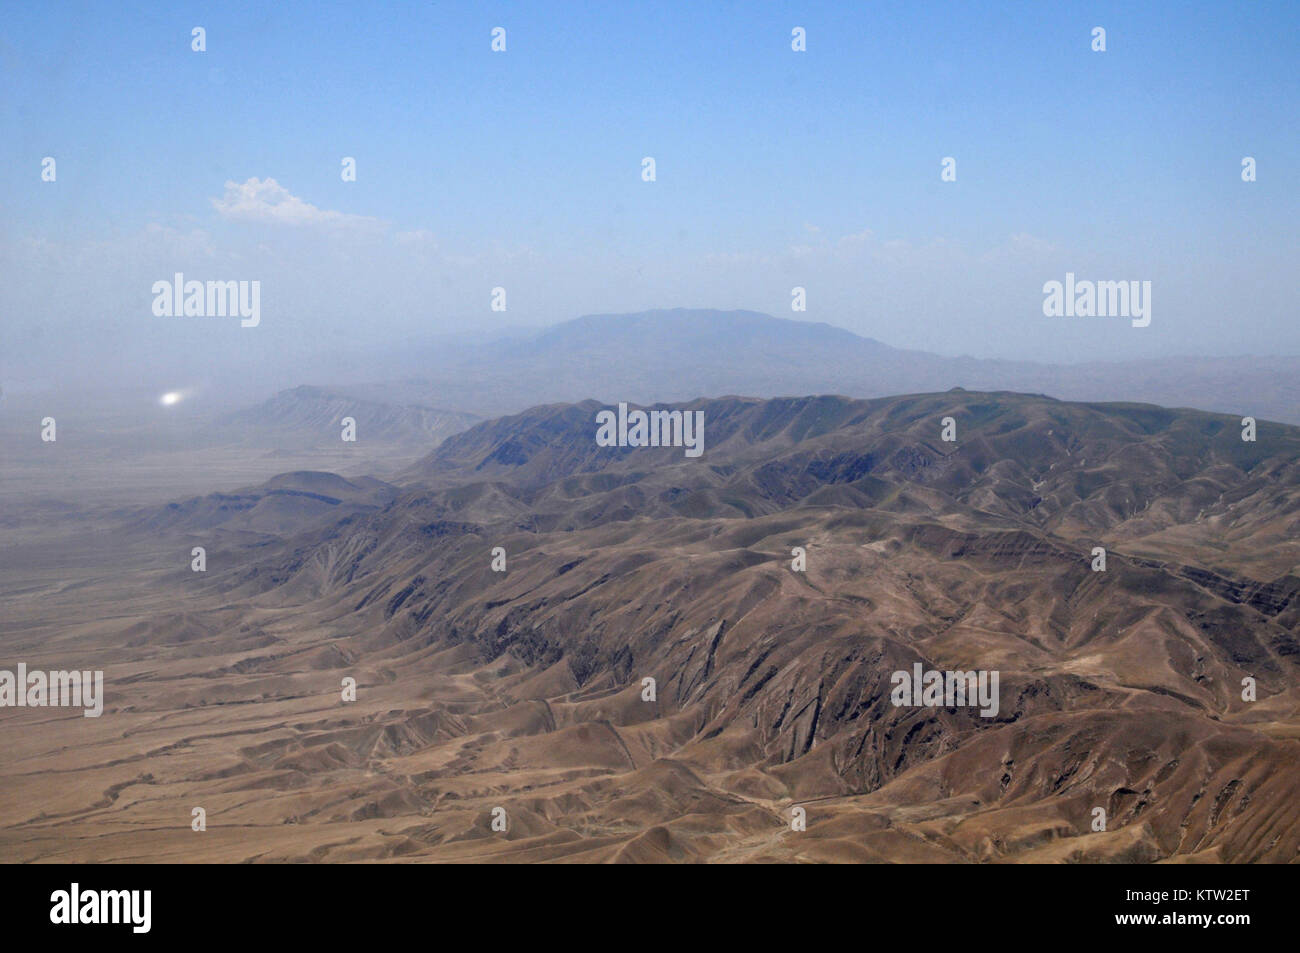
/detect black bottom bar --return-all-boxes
[7,863,1278,941]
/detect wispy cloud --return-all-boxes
[211,177,382,229]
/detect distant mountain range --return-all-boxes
[344,309,1300,426]
[10,309,1291,509]
[212,385,481,450]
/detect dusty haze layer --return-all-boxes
[5,310,1297,507]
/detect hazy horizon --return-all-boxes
[6,305,1300,403]
[4,1,1298,397]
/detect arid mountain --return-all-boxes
[212,385,481,451]
[1,391,1297,863]
[382,310,1300,425]
[126,470,399,538]
[9,310,1292,508]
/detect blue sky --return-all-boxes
[2,0,1298,389]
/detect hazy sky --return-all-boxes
[2,0,1297,393]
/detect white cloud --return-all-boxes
[210,177,382,229]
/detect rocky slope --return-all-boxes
[2,391,1296,863]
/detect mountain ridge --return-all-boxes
[341,309,1300,425]
[5,389,1298,863]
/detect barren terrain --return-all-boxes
[1,391,1297,862]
